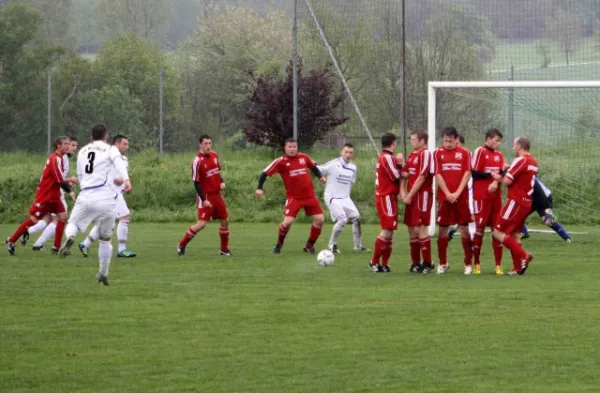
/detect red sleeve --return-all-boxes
[471,147,484,172]
[418,150,430,176]
[381,153,400,181]
[191,157,201,182]
[50,155,65,183]
[304,154,317,169]
[463,148,471,172]
[432,149,441,175]
[264,157,282,176]
[507,157,526,180]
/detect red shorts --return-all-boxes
[28,201,66,219]
[197,194,229,221]
[376,194,398,231]
[436,196,471,226]
[472,196,502,228]
[284,196,324,218]
[495,199,531,234]
[403,191,433,227]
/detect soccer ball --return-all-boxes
[317,249,335,267]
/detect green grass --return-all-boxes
[2,223,600,393]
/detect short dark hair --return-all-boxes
[68,136,78,143]
[284,138,297,145]
[381,132,397,149]
[441,126,458,139]
[199,135,212,144]
[516,136,531,151]
[343,143,354,149]
[458,134,465,144]
[54,136,70,149]
[410,129,428,143]
[485,128,504,140]
[112,134,128,145]
[91,124,108,141]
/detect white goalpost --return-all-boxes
[427,80,600,237]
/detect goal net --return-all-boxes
[428,81,600,237]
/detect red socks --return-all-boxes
[381,239,393,266]
[409,237,420,265]
[501,235,527,270]
[420,237,432,264]
[493,238,504,266]
[277,224,290,246]
[472,231,483,265]
[437,237,449,266]
[9,218,35,244]
[179,227,199,248]
[219,228,230,252]
[371,236,386,265]
[53,220,66,249]
[305,224,322,248]
[462,236,473,266]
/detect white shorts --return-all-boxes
[69,198,117,237]
[325,197,360,222]
[113,192,130,218]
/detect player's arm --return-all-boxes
[503,157,525,187]
[257,158,281,199]
[406,150,430,199]
[49,155,72,193]
[455,170,472,196]
[317,159,332,176]
[110,146,132,192]
[306,155,326,184]
[382,153,401,183]
[432,150,451,198]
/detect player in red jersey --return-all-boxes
[177,135,231,256]
[400,129,434,273]
[432,127,473,274]
[369,132,404,273]
[5,136,74,255]
[493,137,537,275]
[256,138,326,254]
[470,129,507,275]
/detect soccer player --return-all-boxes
[520,176,572,242]
[78,135,137,258]
[256,138,326,254]
[448,134,476,241]
[177,135,231,256]
[318,143,367,253]
[470,129,506,275]
[369,132,404,273]
[26,136,79,251]
[400,129,434,273]
[58,124,131,285]
[492,136,537,276]
[432,127,473,274]
[5,136,73,255]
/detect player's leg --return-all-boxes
[327,199,346,253]
[114,194,135,258]
[457,197,474,274]
[549,221,571,241]
[303,197,324,253]
[344,199,366,251]
[214,195,231,256]
[490,197,504,274]
[520,224,530,239]
[52,210,68,253]
[6,203,43,255]
[95,210,118,285]
[435,201,451,273]
[79,225,100,257]
[404,200,422,272]
[471,199,486,271]
[59,200,92,257]
[32,215,58,251]
[417,191,434,272]
[23,215,50,246]
[492,201,531,275]
[371,194,397,272]
[178,198,211,256]
[274,215,295,253]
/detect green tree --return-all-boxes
[549,10,582,66]
[575,104,599,139]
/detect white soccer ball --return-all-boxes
[317,249,335,267]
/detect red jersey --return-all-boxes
[433,146,471,201]
[192,151,223,196]
[506,154,538,206]
[471,145,505,200]
[404,147,433,193]
[34,152,66,204]
[376,150,401,196]
[264,153,317,200]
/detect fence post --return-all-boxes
[507,65,514,160]
[47,72,52,155]
[159,68,164,154]
[292,0,299,141]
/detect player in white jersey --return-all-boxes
[58,124,131,286]
[23,136,79,250]
[318,143,367,253]
[77,135,136,258]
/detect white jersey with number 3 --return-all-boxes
[77,140,129,201]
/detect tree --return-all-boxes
[24,0,76,51]
[575,104,599,139]
[537,42,552,68]
[549,10,582,66]
[243,61,347,150]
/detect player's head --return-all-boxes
[112,135,129,154]
[441,126,458,149]
[381,132,397,151]
[199,135,212,155]
[91,124,109,142]
[284,138,298,157]
[513,136,531,155]
[54,136,71,154]
[67,136,78,157]
[457,134,465,147]
[410,129,427,150]
[340,143,354,162]
[485,128,503,150]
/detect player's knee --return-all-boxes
[313,215,325,226]
[336,217,348,227]
[194,221,207,231]
[220,219,229,229]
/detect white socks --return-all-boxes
[352,218,363,248]
[329,217,347,247]
[82,225,100,248]
[33,222,56,247]
[117,220,129,252]
[28,220,48,235]
[98,240,112,276]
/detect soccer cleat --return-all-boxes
[219,249,232,256]
[382,265,391,273]
[95,273,110,286]
[117,249,137,258]
[520,232,530,240]
[369,262,383,273]
[303,246,316,254]
[437,263,450,274]
[473,264,482,275]
[464,265,473,275]
[52,247,60,255]
[32,245,46,252]
[517,253,534,275]
[58,237,74,257]
[6,238,16,256]
[78,243,89,257]
[495,266,504,276]
[409,263,423,273]
[272,244,282,254]
[421,262,435,274]
[329,244,341,254]
[507,270,519,276]
[177,246,186,256]
[566,238,573,243]
[20,231,29,246]
[353,245,369,252]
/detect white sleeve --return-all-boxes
[318,159,333,176]
[352,164,357,184]
[110,146,129,181]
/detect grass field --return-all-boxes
[2,223,600,393]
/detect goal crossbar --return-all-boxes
[427,80,600,236]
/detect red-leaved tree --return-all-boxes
[243,60,347,149]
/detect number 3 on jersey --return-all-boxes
[85,152,96,174]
